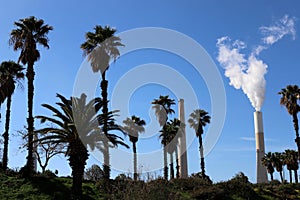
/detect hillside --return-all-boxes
[1,172,300,200]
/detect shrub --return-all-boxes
[42,169,57,178]
[85,164,104,181]
[191,185,226,200]
[217,172,258,199]
[171,177,211,191]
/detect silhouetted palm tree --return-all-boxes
[80,25,123,179]
[152,95,175,180]
[122,115,146,181]
[279,85,300,160]
[0,61,24,170]
[9,16,53,176]
[162,118,181,179]
[188,109,211,178]
[35,93,120,199]
[262,152,275,181]
[271,152,284,183]
[283,149,299,183]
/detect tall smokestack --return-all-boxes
[254,111,268,183]
[178,99,188,178]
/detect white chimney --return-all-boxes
[254,111,268,183]
[178,99,188,178]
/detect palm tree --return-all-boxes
[152,95,175,180]
[0,66,16,106]
[0,61,24,170]
[188,109,211,178]
[279,85,300,160]
[271,152,284,183]
[122,115,146,181]
[261,152,275,181]
[9,16,53,176]
[162,118,181,179]
[283,149,299,183]
[35,93,121,198]
[80,25,123,179]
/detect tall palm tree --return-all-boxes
[35,93,121,199]
[283,149,299,183]
[122,115,146,181]
[152,95,175,180]
[9,16,53,176]
[279,85,300,160]
[188,109,211,178]
[0,61,24,170]
[271,152,284,183]
[261,152,275,181]
[80,25,123,179]
[162,118,181,179]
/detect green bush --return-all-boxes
[217,172,258,199]
[41,169,57,178]
[191,185,226,200]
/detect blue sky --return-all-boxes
[0,0,300,183]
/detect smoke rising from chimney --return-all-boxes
[216,15,296,111]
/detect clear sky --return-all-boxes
[0,0,300,183]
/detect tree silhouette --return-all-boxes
[279,85,300,160]
[0,61,24,170]
[9,16,53,176]
[122,115,146,181]
[81,25,124,179]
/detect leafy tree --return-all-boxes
[9,16,53,176]
[35,93,115,198]
[152,95,175,180]
[261,152,275,181]
[122,115,146,181]
[279,85,300,160]
[85,164,104,181]
[0,61,24,170]
[80,25,123,179]
[188,109,211,178]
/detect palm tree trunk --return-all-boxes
[279,171,284,183]
[292,113,300,161]
[133,141,138,181]
[289,170,293,183]
[294,170,298,183]
[103,140,110,180]
[163,146,168,180]
[270,172,274,181]
[170,153,174,179]
[175,148,180,178]
[69,142,88,200]
[2,95,12,170]
[101,72,110,180]
[199,135,205,176]
[26,63,35,176]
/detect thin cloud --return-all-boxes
[240,137,276,142]
[240,137,255,141]
[260,15,296,45]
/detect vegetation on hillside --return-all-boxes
[1,170,300,200]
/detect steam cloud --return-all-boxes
[217,15,296,111]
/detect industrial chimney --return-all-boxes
[178,99,188,178]
[254,111,268,183]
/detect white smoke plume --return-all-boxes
[217,15,296,111]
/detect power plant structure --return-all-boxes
[253,111,268,183]
[177,99,188,178]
